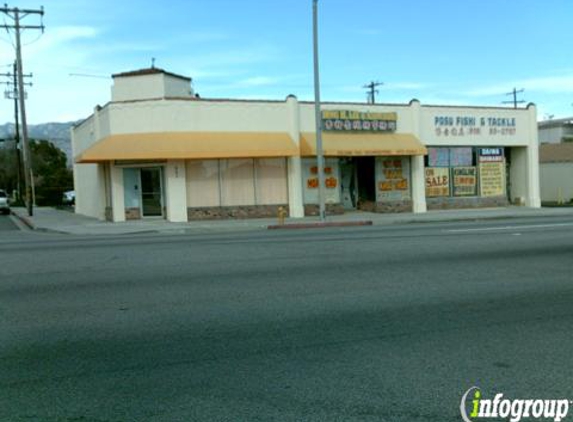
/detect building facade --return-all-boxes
[72,68,541,222]
[538,117,573,144]
[539,143,573,204]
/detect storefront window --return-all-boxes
[186,160,221,207]
[425,147,505,199]
[220,159,256,206]
[255,158,287,205]
[376,157,411,201]
[478,148,506,197]
[302,158,341,205]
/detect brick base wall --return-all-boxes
[304,204,345,216]
[427,196,509,210]
[125,208,141,220]
[187,205,288,220]
[375,200,413,213]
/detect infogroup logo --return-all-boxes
[460,387,571,422]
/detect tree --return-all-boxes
[0,140,20,199]
[29,139,73,206]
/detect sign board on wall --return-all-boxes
[302,158,341,204]
[425,167,450,197]
[376,157,410,201]
[478,148,505,197]
[478,148,504,162]
[322,110,397,132]
[479,162,506,197]
[433,115,518,138]
[452,167,477,197]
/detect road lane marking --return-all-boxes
[445,222,573,233]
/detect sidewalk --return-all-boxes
[10,206,573,236]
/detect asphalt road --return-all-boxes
[0,214,17,231]
[1,217,573,422]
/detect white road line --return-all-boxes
[445,222,573,233]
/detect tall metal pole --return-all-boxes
[312,0,326,221]
[13,61,22,200]
[14,9,33,216]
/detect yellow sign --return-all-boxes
[322,110,397,132]
[479,161,505,197]
[322,110,397,121]
[377,157,410,200]
[425,167,450,197]
[453,167,477,197]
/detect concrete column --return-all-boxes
[525,104,541,208]
[509,147,527,204]
[164,160,188,222]
[286,95,304,218]
[411,155,427,213]
[110,164,125,222]
[409,99,427,213]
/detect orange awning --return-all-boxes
[76,132,299,163]
[300,132,427,156]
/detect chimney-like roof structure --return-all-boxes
[112,67,191,82]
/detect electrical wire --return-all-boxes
[21,30,43,47]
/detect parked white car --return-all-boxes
[0,190,10,215]
[63,190,75,206]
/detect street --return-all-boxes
[1,216,573,421]
[0,214,17,231]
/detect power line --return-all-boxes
[502,87,526,109]
[0,4,45,217]
[363,80,383,104]
[69,72,110,79]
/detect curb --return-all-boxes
[268,220,373,230]
[10,211,36,231]
[373,212,573,226]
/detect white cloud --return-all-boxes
[386,82,428,90]
[238,76,279,87]
[28,25,98,50]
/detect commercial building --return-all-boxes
[538,117,573,144]
[72,68,541,222]
[539,143,573,205]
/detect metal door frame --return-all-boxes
[139,167,164,218]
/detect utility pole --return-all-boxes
[312,0,326,221]
[1,62,32,201]
[0,5,44,216]
[502,87,525,109]
[363,81,383,104]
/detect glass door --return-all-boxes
[140,167,163,217]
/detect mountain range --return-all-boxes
[0,121,78,165]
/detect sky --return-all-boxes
[1,0,572,124]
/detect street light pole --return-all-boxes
[312,0,326,221]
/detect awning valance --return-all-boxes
[300,132,427,157]
[76,132,299,163]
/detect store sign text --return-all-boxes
[322,110,397,132]
[425,167,450,197]
[378,158,410,200]
[433,115,517,137]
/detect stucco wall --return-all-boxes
[540,163,573,203]
[539,126,565,144]
[74,163,106,219]
[71,116,95,158]
[112,74,165,102]
[108,99,291,134]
